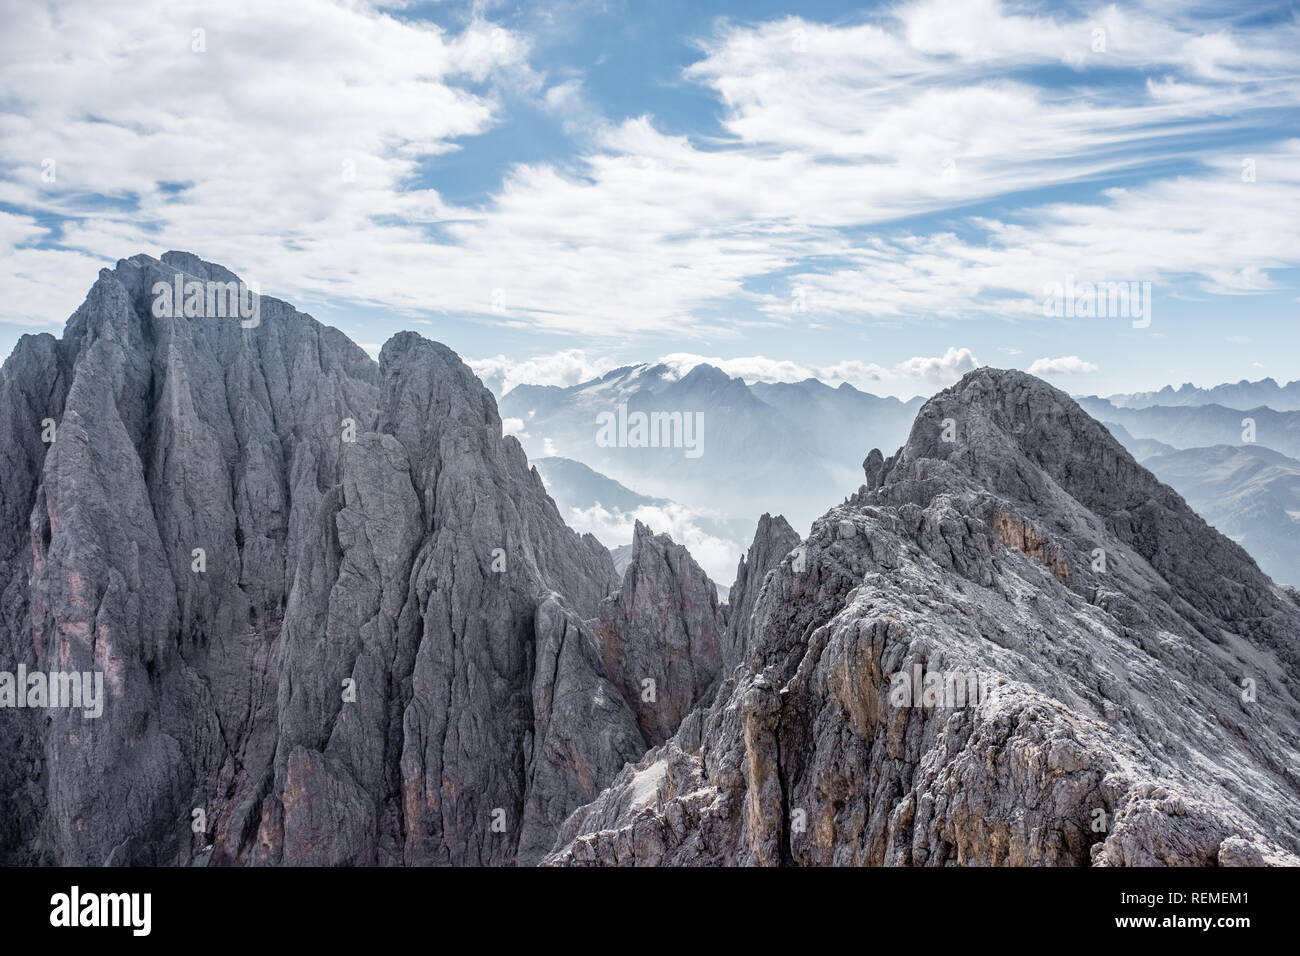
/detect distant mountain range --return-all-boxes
[1077,396,1300,459]
[1098,421,1176,461]
[506,367,1300,592]
[499,363,921,535]
[533,455,670,513]
[1094,378,1300,411]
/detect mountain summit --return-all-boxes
[0,253,707,865]
[547,369,1300,866]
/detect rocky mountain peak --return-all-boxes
[2,254,683,867]
[159,249,242,283]
[861,366,1288,642]
[548,366,1300,868]
[877,367,1133,497]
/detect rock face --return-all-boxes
[0,252,708,866]
[590,521,725,747]
[256,331,642,867]
[5,251,382,866]
[724,513,801,671]
[1132,443,1300,586]
[546,369,1300,866]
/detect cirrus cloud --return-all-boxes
[2,0,1299,355]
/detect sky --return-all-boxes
[1,0,1298,398]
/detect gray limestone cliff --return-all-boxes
[0,253,709,866]
[590,520,725,748]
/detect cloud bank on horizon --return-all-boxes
[469,345,985,399]
[2,0,1298,396]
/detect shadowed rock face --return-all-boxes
[1120,442,1300,587]
[0,252,721,866]
[546,369,1300,867]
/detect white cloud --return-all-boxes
[475,347,980,396]
[3,0,1299,340]
[659,349,979,389]
[655,353,885,386]
[1027,355,1100,375]
[469,349,619,394]
[0,0,530,324]
[564,502,742,584]
[782,141,1300,323]
[543,79,586,113]
[501,417,528,437]
[895,347,980,381]
[540,77,602,135]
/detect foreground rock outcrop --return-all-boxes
[546,369,1300,866]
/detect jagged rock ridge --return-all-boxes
[546,369,1300,866]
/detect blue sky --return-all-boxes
[2,0,1299,397]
